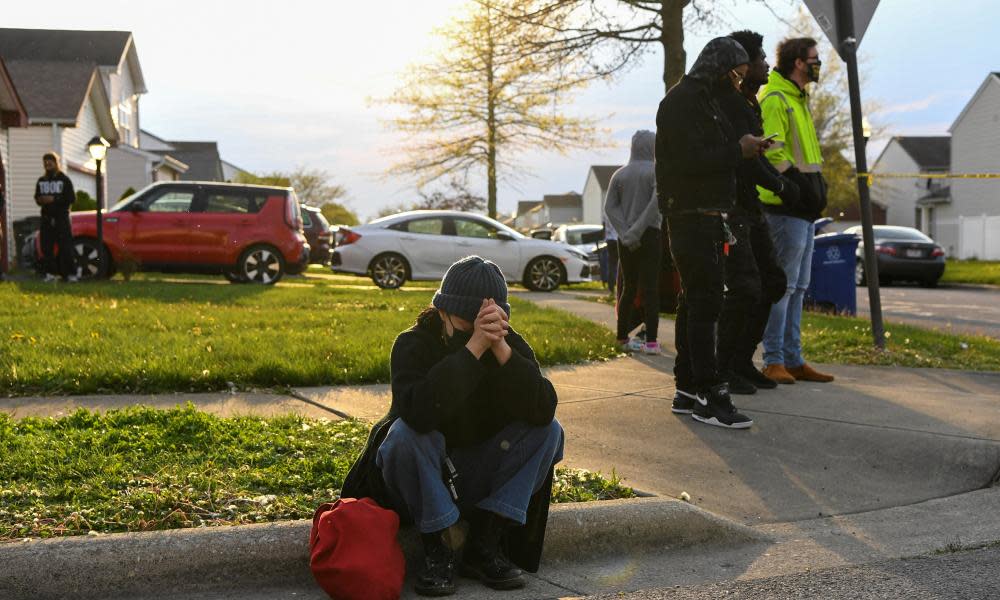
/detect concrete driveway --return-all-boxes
[856,284,1000,339]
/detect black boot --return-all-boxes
[734,358,778,390]
[460,511,526,590]
[724,370,757,395]
[415,530,457,597]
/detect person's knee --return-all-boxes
[377,419,445,468]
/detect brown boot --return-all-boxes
[762,364,796,384]
[786,363,835,383]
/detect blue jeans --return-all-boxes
[763,214,814,368]
[376,419,565,533]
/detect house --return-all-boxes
[154,141,225,182]
[1,58,119,220]
[513,200,545,231]
[222,160,251,182]
[869,136,949,236]
[949,72,1000,260]
[1,56,29,265]
[581,165,621,225]
[542,192,583,226]
[106,129,188,202]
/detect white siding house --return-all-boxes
[581,165,620,226]
[869,136,951,245]
[1,56,29,267]
[950,72,1000,259]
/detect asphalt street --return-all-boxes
[593,543,1000,600]
[855,284,1000,339]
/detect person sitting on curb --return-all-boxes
[342,255,564,597]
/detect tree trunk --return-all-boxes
[660,0,687,95]
[486,4,498,220]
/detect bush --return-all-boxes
[71,191,97,212]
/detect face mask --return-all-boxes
[807,61,821,83]
[441,314,472,351]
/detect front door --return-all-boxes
[189,187,267,266]
[395,216,454,279]
[119,186,198,265]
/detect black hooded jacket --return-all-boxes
[717,88,786,218]
[655,38,750,215]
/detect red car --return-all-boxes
[70,182,309,284]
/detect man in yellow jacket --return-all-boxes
[756,37,834,384]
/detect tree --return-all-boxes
[374,177,488,219]
[236,167,357,223]
[383,0,601,219]
[494,0,779,94]
[320,202,359,226]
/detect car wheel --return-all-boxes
[223,270,248,284]
[369,253,409,289]
[524,256,564,292]
[74,238,111,280]
[854,260,866,286]
[239,245,285,285]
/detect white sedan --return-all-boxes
[331,210,594,291]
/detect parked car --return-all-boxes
[301,204,333,265]
[552,224,603,274]
[331,210,593,291]
[844,225,945,287]
[67,181,309,284]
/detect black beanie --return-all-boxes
[432,255,510,323]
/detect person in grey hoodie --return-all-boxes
[604,130,662,354]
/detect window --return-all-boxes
[405,218,445,235]
[455,218,496,239]
[302,211,313,227]
[118,103,134,146]
[147,191,195,213]
[202,191,265,214]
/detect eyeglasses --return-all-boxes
[805,57,822,66]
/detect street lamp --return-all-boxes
[862,117,872,147]
[87,136,110,277]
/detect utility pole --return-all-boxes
[835,0,885,349]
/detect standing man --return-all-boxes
[757,38,834,384]
[604,130,662,355]
[656,37,769,429]
[35,152,78,282]
[716,30,796,394]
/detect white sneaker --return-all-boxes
[627,337,645,352]
[43,273,58,283]
[642,342,662,355]
[66,275,80,283]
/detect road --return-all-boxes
[595,543,1000,600]
[856,284,1000,339]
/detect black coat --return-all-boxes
[341,311,559,572]
[717,89,787,218]
[34,172,75,218]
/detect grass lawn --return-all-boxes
[0,406,634,541]
[941,259,1000,286]
[0,279,617,397]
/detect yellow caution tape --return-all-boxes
[856,172,1000,186]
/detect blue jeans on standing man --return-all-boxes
[762,213,814,368]
[376,418,564,533]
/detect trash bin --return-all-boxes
[807,232,859,315]
[13,217,41,270]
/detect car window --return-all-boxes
[301,211,313,228]
[455,218,497,239]
[406,218,445,235]
[202,191,264,214]
[146,190,195,213]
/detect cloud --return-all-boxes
[874,90,971,117]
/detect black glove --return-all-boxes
[778,175,801,209]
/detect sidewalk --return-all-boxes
[3,291,1000,598]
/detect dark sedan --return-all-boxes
[845,225,945,287]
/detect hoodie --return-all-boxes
[603,130,660,250]
[655,38,751,215]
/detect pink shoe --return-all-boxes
[643,342,661,355]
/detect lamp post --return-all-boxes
[87,136,110,277]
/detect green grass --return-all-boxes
[0,280,617,397]
[941,259,1000,286]
[0,406,634,541]
[800,312,1000,371]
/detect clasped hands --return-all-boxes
[466,298,511,362]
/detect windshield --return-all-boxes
[874,227,932,242]
[565,227,603,245]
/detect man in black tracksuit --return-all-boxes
[716,31,798,395]
[655,37,769,430]
[35,152,78,281]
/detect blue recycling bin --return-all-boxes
[807,232,860,315]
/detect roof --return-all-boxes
[0,57,27,126]
[949,72,1000,133]
[543,192,582,208]
[588,165,621,192]
[917,186,951,207]
[155,141,224,181]
[894,136,951,171]
[0,29,132,65]
[5,59,99,122]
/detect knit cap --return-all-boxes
[432,256,510,323]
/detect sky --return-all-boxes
[4,1,998,221]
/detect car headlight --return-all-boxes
[566,248,588,260]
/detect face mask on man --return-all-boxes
[441,313,472,351]
[806,59,822,83]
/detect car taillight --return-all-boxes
[931,247,945,257]
[337,229,362,246]
[875,244,897,256]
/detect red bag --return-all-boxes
[309,498,406,600]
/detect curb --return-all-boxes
[0,497,763,600]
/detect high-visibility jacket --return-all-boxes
[757,70,823,207]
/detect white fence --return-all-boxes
[958,214,1000,260]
